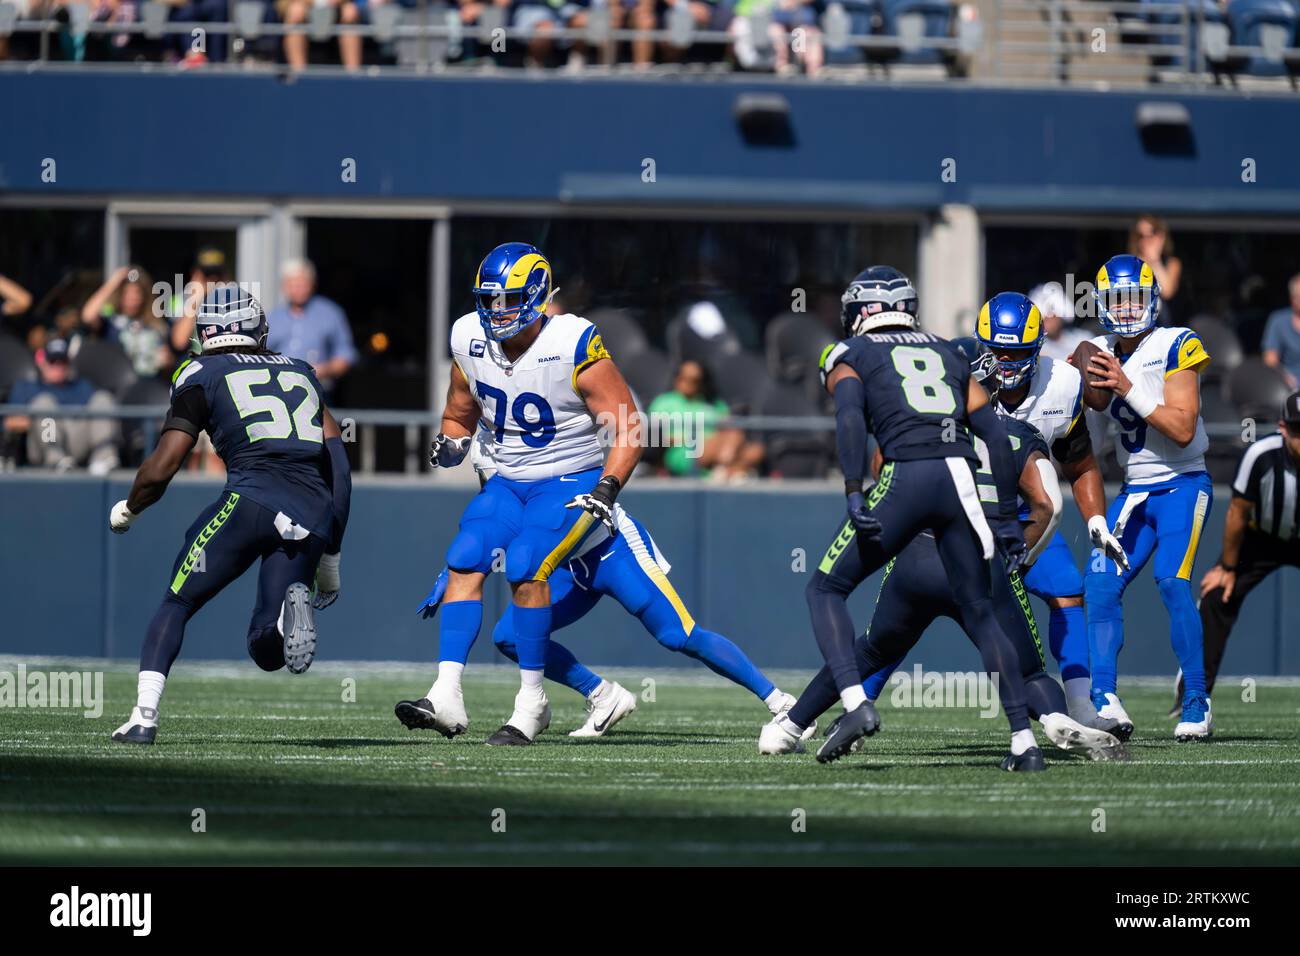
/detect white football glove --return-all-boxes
[109,500,137,534]
[314,552,341,609]
[1088,515,1130,571]
[429,433,472,469]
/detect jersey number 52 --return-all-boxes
[226,368,323,443]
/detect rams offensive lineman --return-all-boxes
[1082,254,1214,741]
[400,432,813,738]
[406,242,642,746]
[107,287,352,745]
[973,291,1130,725]
[801,266,1038,769]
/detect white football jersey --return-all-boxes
[996,354,1083,457]
[1085,326,1211,485]
[451,312,609,481]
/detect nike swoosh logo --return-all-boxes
[560,476,578,482]
[593,714,613,732]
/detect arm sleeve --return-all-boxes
[968,403,1019,524]
[833,375,869,493]
[324,435,352,554]
[162,386,208,438]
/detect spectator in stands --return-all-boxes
[267,258,357,397]
[1129,214,1183,320]
[81,265,175,380]
[731,0,822,75]
[1262,273,1300,390]
[169,246,231,353]
[281,0,377,70]
[629,0,727,68]
[0,273,33,319]
[2,337,120,474]
[514,0,619,69]
[169,0,231,64]
[649,359,764,479]
[1029,280,1089,362]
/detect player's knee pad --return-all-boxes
[1083,571,1125,621]
[246,625,284,672]
[505,540,541,584]
[1156,575,1195,613]
[446,528,493,575]
[650,615,691,652]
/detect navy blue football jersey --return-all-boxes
[164,351,334,538]
[819,331,979,464]
[973,416,1050,521]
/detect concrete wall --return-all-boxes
[2,474,1295,679]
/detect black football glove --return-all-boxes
[846,491,883,540]
[565,475,621,536]
[429,433,471,469]
[993,518,1028,575]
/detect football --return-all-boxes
[1072,339,1113,411]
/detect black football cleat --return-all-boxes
[815,701,880,764]
[111,723,157,746]
[486,724,533,746]
[394,698,463,739]
[1000,746,1047,772]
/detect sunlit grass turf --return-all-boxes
[2,659,1299,866]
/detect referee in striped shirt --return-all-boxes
[1178,391,1300,707]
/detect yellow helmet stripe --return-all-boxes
[1095,266,1111,291]
[976,301,992,340]
[1023,304,1042,343]
[506,253,548,290]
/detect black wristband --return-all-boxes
[845,480,864,497]
[1219,561,1236,572]
[593,474,621,505]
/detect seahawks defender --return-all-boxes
[761,340,1126,767]
[108,286,351,744]
[975,291,1129,725]
[410,242,642,746]
[805,266,1036,767]
[401,435,811,738]
[1083,254,1213,740]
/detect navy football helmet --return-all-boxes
[840,266,919,337]
[195,284,268,353]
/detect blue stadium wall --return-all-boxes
[2,475,1296,678]
[2,73,1300,212]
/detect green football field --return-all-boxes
[3,659,1299,866]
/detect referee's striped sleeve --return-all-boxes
[1234,433,1283,497]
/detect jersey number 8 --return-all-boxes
[892,346,957,415]
[225,368,323,443]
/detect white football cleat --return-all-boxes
[1093,692,1134,740]
[569,680,637,738]
[280,583,317,674]
[487,687,551,745]
[758,716,806,755]
[1174,696,1212,741]
[1039,712,1127,761]
[769,691,817,741]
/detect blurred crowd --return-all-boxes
[0,251,356,473]
[0,0,951,76]
[3,214,1299,482]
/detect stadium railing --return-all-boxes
[2,0,1296,86]
[0,402,1256,476]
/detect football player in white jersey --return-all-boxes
[1082,254,1214,741]
[975,292,1130,726]
[407,242,643,745]
[400,433,814,739]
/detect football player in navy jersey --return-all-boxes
[805,267,1042,769]
[764,339,1126,764]
[107,286,352,745]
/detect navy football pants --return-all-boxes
[139,491,325,675]
[805,457,1031,732]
